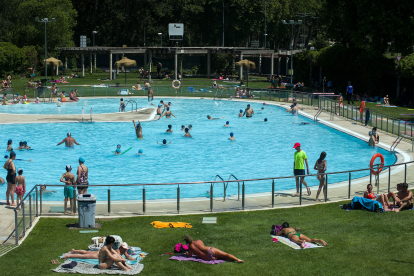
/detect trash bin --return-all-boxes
[77,194,96,228]
[112,71,116,80]
[40,78,48,87]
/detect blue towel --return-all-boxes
[351,196,383,212]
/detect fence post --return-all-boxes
[35,186,38,217]
[143,187,146,214]
[404,163,407,183]
[108,189,111,214]
[398,120,400,136]
[348,172,351,199]
[238,182,240,201]
[168,86,170,96]
[73,189,77,214]
[210,183,213,212]
[325,175,328,202]
[106,86,108,95]
[271,179,274,208]
[242,182,245,210]
[370,169,372,184]
[15,211,18,245]
[40,189,42,216]
[93,86,95,96]
[29,194,32,227]
[177,185,180,214]
[22,201,25,237]
[299,176,302,205]
[388,167,391,192]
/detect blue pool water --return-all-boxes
[0,98,395,201]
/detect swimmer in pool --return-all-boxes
[286,103,299,115]
[6,140,13,151]
[188,124,192,130]
[166,125,173,133]
[229,132,235,140]
[160,107,176,118]
[133,120,143,139]
[137,149,144,155]
[157,139,171,145]
[156,104,164,116]
[224,121,230,127]
[119,98,125,112]
[16,142,24,150]
[160,100,167,107]
[243,104,254,117]
[167,102,171,107]
[114,144,122,155]
[293,122,310,125]
[23,141,31,149]
[57,133,81,148]
[181,125,186,131]
[184,128,192,137]
[239,109,243,117]
[264,118,268,122]
[207,115,219,120]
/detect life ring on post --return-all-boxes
[172,80,181,89]
[370,153,384,175]
[359,101,365,114]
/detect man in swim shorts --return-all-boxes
[243,104,254,117]
[133,120,143,138]
[387,183,413,212]
[293,142,311,197]
[57,133,81,148]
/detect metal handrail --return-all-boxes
[124,100,138,112]
[391,136,403,152]
[213,175,224,187]
[227,174,240,201]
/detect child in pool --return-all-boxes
[239,109,243,117]
[229,132,235,141]
[15,169,26,207]
[114,144,122,155]
[137,149,144,155]
[16,142,25,150]
[23,141,31,149]
[119,98,125,112]
[35,97,39,104]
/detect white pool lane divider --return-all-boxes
[78,107,94,123]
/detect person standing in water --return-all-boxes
[184,128,191,137]
[114,144,122,155]
[57,133,81,148]
[3,151,16,206]
[60,165,76,215]
[6,139,13,151]
[166,125,173,133]
[229,132,235,141]
[243,104,254,117]
[238,109,243,117]
[160,107,176,118]
[293,143,311,197]
[224,121,230,127]
[76,157,88,195]
[157,139,171,145]
[314,152,327,202]
[133,120,143,139]
[119,98,125,112]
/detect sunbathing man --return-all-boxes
[275,222,327,248]
[57,133,81,148]
[63,242,134,261]
[133,120,143,139]
[387,183,413,212]
[183,235,243,263]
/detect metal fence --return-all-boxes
[10,160,412,245]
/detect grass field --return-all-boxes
[0,201,413,276]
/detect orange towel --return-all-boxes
[150,221,192,228]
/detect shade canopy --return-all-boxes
[115,57,137,68]
[43,57,63,67]
[235,59,256,70]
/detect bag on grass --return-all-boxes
[174,243,189,253]
[270,224,283,235]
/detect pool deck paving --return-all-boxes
[1,97,413,244]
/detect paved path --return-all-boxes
[1,98,413,244]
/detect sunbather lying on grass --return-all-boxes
[275,222,327,248]
[183,235,244,263]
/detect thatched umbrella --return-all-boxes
[43,57,63,76]
[236,59,256,87]
[115,57,137,86]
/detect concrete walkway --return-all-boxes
[1,98,413,244]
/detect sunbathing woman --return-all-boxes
[275,222,327,248]
[98,236,132,271]
[183,235,243,263]
[62,249,99,259]
[364,183,390,207]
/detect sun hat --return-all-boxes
[120,242,128,249]
[293,142,301,148]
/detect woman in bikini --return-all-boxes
[275,222,327,248]
[76,157,88,195]
[160,107,176,118]
[364,183,390,207]
[98,236,132,271]
[3,151,17,206]
[314,151,327,202]
[183,235,243,263]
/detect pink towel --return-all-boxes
[170,254,225,264]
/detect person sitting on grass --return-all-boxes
[383,95,390,105]
[363,183,390,208]
[183,235,243,263]
[275,222,327,248]
[98,236,132,271]
[387,183,413,212]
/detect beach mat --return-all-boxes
[169,254,225,264]
[271,236,325,250]
[52,260,144,275]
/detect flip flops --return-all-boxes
[51,260,60,265]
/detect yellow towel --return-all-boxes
[150,221,192,229]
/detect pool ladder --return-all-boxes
[390,135,403,153]
[314,109,322,122]
[213,174,240,202]
[124,100,138,112]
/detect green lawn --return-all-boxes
[1,201,413,276]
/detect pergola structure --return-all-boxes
[58,47,276,81]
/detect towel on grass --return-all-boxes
[169,254,225,264]
[150,221,192,228]
[271,236,324,250]
[59,250,147,266]
[52,260,144,275]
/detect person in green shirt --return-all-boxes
[293,143,311,197]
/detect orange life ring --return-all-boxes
[370,153,384,175]
[172,80,181,89]
[61,98,66,102]
[359,101,365,113]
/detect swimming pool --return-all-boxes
[0,98,395,201]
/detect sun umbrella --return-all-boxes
[235,59,256,87]
[115,57,137,86]
[43,57,63,76]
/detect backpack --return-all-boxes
[270,224,283,235]
[174,243,189,253]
